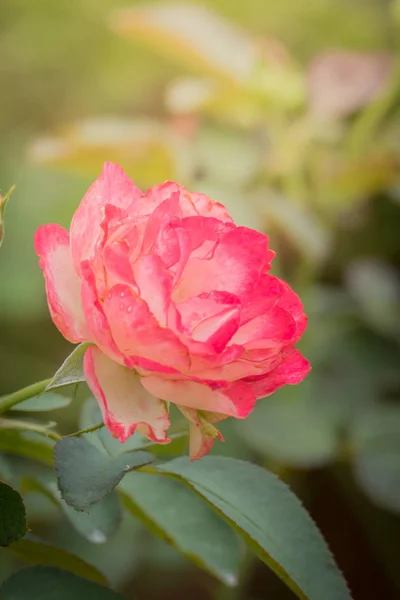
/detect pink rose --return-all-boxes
[35,163,310,459]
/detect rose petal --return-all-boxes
[84,346,170,443]
[140,376,256,418]
[178,406,225,460]
[173,226,271,302]
[244,346,311,399]
[103,283,190,372]
[70,162,142,274]
[34,224,89,343]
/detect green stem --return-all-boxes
[63,422,105,438]
[0,379,51,415]
[0,417,61,441]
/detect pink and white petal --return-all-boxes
[189,192,233,223]
[276,281,308,342]
[80,261,124,364]
[141,194,182,254]
[84,346,170,443]
[239,274,286,324]
[103,284,190,372]
[192,307,240,352]
[140,377,256,419]
[34,224,89,343]
[232,306,296,346]
[70,162,142,274]
[178,406,225,461]
[132,255,174,327]
[173,227,271,302]
[244,346,311,399]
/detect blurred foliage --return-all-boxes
[1,0,400,599]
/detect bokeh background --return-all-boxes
[1,1,400,598]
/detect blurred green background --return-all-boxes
[1,1,400,598]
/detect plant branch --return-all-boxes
[0,379,51,415]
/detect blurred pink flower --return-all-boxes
[307,51,394,119]
[35,163,310,459]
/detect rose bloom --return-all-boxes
[35,163,310,459]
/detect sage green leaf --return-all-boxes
[0,566,126,599]
[0,481,27,547]
[351,406,400,513]
[46,343,91,390]
[21,477,121,543]
[157,457,351,600]
[12,392,72,412]
[9,534,108,585]
[0,430,54,466]
[54,436,154,511]
[98,426,187,457]
[121,471,242,586]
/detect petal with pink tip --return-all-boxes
[70,162,142,274]
[141,377,256,419]
[232,306,296,347]
[80,261,123,364]
[84,346,170,443]
[244,346,311,399]
[178,406,225,460]
[173,227,271,302]
[276,281,308,342]
[34,224,89,343]
[103,284,190,372]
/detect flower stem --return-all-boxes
[0,379,51,415]
[63,422,105,438]
[0,417,61,441]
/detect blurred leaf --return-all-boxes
[21,477,121,544]
[0,481,27,547]
[46,343,90,390]
[30,118,175,189]
[112,5,258,83]
[54,436,154,511]
[236,380,339,468]
[0,430,54,466]
[0,566,126,599]
[351,406,400,514]
[0,417,59,441]
[11,392,72,412]
[0,457,12,483]
[9,534,108,585]
[345,259,400,339]
[257,193,331,263]
[121,471,242,586]
[0,185,15,249]
[157,457,351,600]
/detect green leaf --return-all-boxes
[21,477,121,543]
[121,471,242,586]
[0,185,15,249]
[54,436,154,511]
[351,406,400,513]
[0,481,27,547]
[0,430,54,466]
[157,457,351,600]
[46,343,91,390]
[12,392,72,412]
[0,566,126,599]
[98,426,187,457]
[8,534,108,585]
